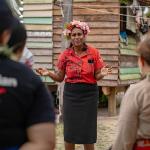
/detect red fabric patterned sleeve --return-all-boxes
[57,51,67,71]
[94,49,105,71]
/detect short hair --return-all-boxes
[0,0,15,34]
[8,19,27,53]
[136,32,150,66]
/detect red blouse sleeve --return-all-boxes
[94,49,105,71]
[57,51,67,71]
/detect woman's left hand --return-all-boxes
[36,68,50,76]
[101,65,112,76]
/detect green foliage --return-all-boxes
[146,12,150,18]
[119,0,132,4]
[99,94,108,107]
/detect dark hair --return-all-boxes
[0,0,15,35]
[7,19,27,53]
[136,32,150,65]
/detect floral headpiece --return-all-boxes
[63,20,90,39]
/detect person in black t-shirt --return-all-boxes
[0,1,55,150]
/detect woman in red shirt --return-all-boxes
[37,20,111,150]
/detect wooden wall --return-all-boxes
[23,0,54,83]
[23,0,140,87]
[53,0,120,86]
[119,37,141,85]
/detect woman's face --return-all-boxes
[70,27,85,47]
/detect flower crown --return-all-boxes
[63,20,90,39]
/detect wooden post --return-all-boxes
[108,87,117,116]
[57,0,73,122]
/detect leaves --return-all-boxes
[119,0,132,4]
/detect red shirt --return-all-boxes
[57,45,105,84]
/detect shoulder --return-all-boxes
[9,60,41,83]
[59,48,73,58]
[125,78,148,103]
[87,45,100,56]
[128,78,147,93]
[87,45,99,52]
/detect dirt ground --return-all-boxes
[56,108,118,150]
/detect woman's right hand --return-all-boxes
[36,68,50,76]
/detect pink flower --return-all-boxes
[63,20,90,38]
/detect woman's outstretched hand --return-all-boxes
[101,65,112,76]
[36,68,50,76]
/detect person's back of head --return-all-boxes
[136,31,150,66]
[0,0,14,35]
[7,19,27,56]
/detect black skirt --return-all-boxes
[63,82,99,144]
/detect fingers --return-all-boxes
[35,68,49,76]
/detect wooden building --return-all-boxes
[21,0,141,115]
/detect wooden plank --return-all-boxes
[128,37,137,44]
[23,17,52,25]
[102,55,119,61]
[27,37,52,43]
[100,50,119,55]
[54,2,119,7]
[120,43,137,50]
[27,31,52,37]
[103,74,118,80]
[100,0,119,2]
[33,63,52,69]
[23,4,52,10]
[120,49,138,56]
[106,61,119,67]
[53,21,119,28]
[54,8,119,16]
[23,0,53,3]
[91,43,119,49]
[120,56,138,67]
[88,22,119,28]
[40,76,54,83]
[87,35,119,42]
[119,67,140,74]
[97,80,118,86]
[119,74,141,80]
[31,49,53,56]
[73,8,119,16]
[108,87,117,116]
[25,24,52,31]
[23,10,52,17]
[120,62,138,68]
[34,56,52,63]
[74,0,96,2]
[73,14,120,22]
[73,3,120,9]
[27,42,53,49]
[118,79,140,86]
[65,15,119,22]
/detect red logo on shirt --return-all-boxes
[0,87,7,95]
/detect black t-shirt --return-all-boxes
[0,58,55,147]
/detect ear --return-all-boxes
[140,56,145,66]
[0,30,11,44]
